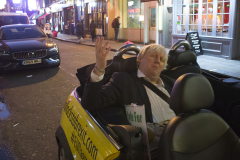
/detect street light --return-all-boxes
[0,0,7,10]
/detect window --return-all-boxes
[3,16,28,25]
[201,0,213,36]
[175,0,231,38]
[189,0,199,32]
[89,1,106,29]
[176,0,187,34]
[216,0,230,37]
[150,8,156,27]
[2,26,46,40]
[127,0,144,28]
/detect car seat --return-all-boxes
[76,43,176,97]
[157,73,240,160]
[76,44,140,97]
[161,40,201,80]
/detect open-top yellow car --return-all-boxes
[55,41,240,160]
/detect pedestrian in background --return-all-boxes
[71,20,74,35]
[67,21,70,35]
[90,20,96,42]
[76,20,84,43]
[112,16,121,42]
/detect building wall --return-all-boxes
[106,0,115,40]
[232,0,240,59]
[119,28,144,42]
[114,1,163,43]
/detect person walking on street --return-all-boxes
[90,20,97,42]
[112,16,121,42]
[76,20,84,43]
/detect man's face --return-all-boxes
[138,51,165,78]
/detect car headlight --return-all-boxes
[48,44,58,52]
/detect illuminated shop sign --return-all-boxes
[28,0,37,11]
[45,7,51,14]
[0,0,6,10]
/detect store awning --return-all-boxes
[29,11,38,20]
[37,14,49,20]
[32,13,44,20]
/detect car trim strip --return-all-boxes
[73,88,122,151]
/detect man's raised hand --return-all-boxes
[94,37,111,75]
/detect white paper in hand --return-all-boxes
[125,103,151,160]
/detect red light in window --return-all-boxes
[128,9,134,13]
[135,8,140,12]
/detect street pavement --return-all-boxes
[54,32,240,79]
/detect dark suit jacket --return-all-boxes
[81,72,175,123]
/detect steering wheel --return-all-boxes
[114,44,141,57]
[170,40,191,51]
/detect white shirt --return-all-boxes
[90,69,176,124]
[137,69,176,123]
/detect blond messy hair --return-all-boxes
[136,44,168,69]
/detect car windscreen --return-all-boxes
[1,26,46,40]
[1,16,28,26]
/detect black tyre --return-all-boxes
[58,143,68,160]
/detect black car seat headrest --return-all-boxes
[105,55,137,76]
[118,57,137,73]
[167,50,197,69]
[103,56,137,84]
[110,44,139,73]
[170,73,214,115]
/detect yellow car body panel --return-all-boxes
[60,90,120,160]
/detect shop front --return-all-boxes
[63,6,75,34]
[51,0,75,34]
[51,2,64,33]
[83,0,107,37]
[115,0,144,42]
[75,0,84,22]
[113,0,163,43]
[172,0,237,59]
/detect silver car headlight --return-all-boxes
[49,44,58,52]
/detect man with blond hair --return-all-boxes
[81,37,175,124]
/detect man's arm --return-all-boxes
[81,72,123,111]
[81,37,112,111]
